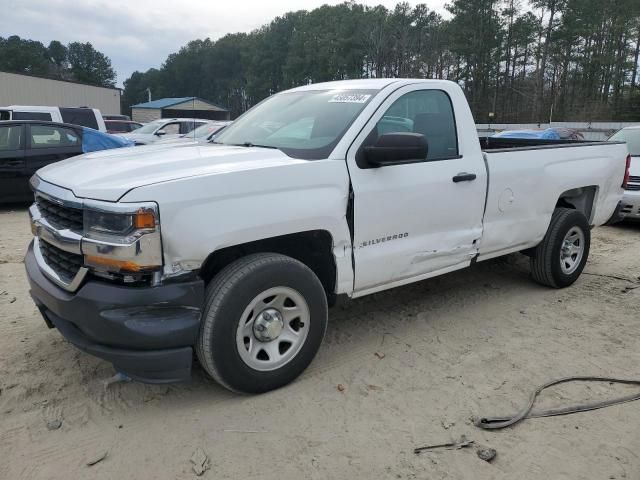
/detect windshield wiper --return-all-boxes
[230,141,279,149]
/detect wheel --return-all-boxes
[196,253,328,393]
[530,208,590,288]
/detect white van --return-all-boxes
[0,106,107,132]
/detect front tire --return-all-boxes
[196,253,328,393]
[530,208,590,288]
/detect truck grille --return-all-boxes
[39,239,83,281]
[36,196,83,232]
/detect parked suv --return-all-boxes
[121,118,207,145]
[0,106,107,132]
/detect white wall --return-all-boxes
[165,99,226,111]
[0,71,121,114]
[131,108,161,123]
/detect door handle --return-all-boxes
[452,172,477,183]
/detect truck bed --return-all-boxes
[476,138,628,262]
[479,136,617,151]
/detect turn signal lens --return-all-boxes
[134,209,156,229]
[84,255,159,273]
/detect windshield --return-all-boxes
[131,121,163,134]
[214,89,377,159]
[610,128,640,155]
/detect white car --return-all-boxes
[123,118,208,145]
[26,79,628,393]
[609,126,640,220]
[155,121,231,145]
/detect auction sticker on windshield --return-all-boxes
[329,93,371,103]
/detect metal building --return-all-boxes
[131,97,230,123]
[0,71,121,114]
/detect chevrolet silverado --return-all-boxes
[25,79,630,393]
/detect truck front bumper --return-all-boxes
[25,241,205,383]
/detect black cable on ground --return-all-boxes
[476,376,640,430]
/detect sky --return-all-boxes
[1,0,448,87]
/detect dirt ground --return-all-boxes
[1,204,639,480]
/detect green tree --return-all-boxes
[67,42,116,87]
[119,1,640,121]
[0,35,50,75]
[47,40,67,67]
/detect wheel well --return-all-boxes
[199,230,336,300]
[555,186,597,223]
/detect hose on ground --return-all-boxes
[476,376,640,430]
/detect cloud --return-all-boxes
[1,0,448,86]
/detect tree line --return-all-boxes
[0,36,116,88]
[123,0,640,122]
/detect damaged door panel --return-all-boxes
[346,86,486,293]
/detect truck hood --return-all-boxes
[36,144,305,202]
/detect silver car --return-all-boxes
[155,121,231,145]
[123,118,208,145]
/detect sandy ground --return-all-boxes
[1,204,640,480]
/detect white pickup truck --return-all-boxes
[25,79,630,393]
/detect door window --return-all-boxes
[180,121,204,134]
[369,90,458,161]
[159,123,180,135]
[0,125,23,151]
[30,125,80,148]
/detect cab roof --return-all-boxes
[287,78,455,93]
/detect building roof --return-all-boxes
[131,96,228,111]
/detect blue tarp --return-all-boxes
[82,128,134,153]
[492,128,561,140]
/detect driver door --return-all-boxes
[346,85,486,294]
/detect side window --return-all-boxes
[60,108,99,130]
[0,125,23,151]
[372,90,458,161]
[180,121,202,134]
[30,125,80,149]
[12,112,53,121]
[160,123,180,135]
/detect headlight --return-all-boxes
[84,210,134,236]
[81,202,162,275]
[84,207,157,240]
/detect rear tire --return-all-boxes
[196,253,328,394]
[530,208,590,288]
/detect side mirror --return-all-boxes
[155,130,166,136]
[363,133,428,167]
